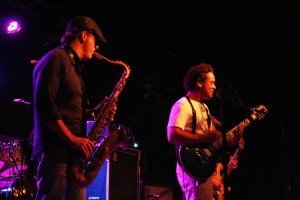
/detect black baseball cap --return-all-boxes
[66,16,107,43]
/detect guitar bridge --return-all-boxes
[203,148,211,157]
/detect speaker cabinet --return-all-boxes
[108,148,140,200]
[86,148,140,200]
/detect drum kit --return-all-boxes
[0,137,36,200]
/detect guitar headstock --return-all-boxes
[250,104,268,120]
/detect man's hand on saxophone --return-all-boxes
[46,119,95,160]
[72,136,95,159]
[86,96,118,122]
[108,102,118,122]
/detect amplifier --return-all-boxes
[86,148,140,200]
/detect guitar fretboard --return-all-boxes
[212,117,251,150]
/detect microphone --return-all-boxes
[214,89,221,100]
[13,98,32,105]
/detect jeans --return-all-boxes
[35,153,86,200]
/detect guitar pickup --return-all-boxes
[195,149,209,163]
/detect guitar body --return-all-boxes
[179,144,220,179]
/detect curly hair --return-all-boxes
[183,63,214,91]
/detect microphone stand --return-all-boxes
[217,83,246,200]
[214,68,247,200]
[281,120,291,200]
[217,91,229,200]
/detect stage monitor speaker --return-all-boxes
[86,148,140,200]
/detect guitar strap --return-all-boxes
[176,96,196,167]
[184,96,212,133]
[185,96,196,134]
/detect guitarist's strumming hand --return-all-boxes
[202,129,222,143]
[167,127,221,146]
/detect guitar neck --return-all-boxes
[212,111,257,150]
[212,116,253,150]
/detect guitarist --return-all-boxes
[167,63,242,200]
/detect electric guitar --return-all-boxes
[178,104,268,180]
[213,145,243,200]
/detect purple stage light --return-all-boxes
[6,20,21,34]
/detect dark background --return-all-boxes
[1,1,300,199]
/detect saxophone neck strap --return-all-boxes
[62,44,92,110]
[61,44,83,70]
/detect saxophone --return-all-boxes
[69,52,131,187]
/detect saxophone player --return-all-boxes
[32,16,117,200]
